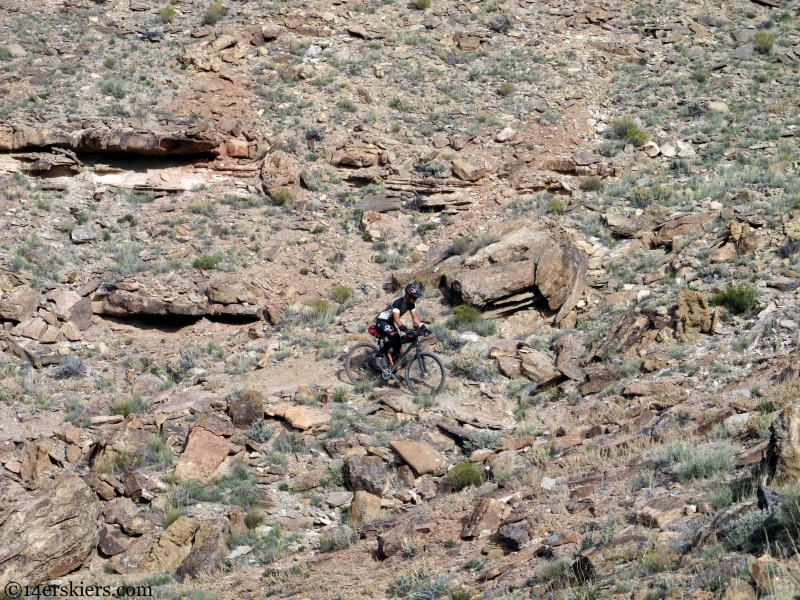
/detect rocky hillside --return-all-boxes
[1,0,800,596]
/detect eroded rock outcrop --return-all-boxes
[0,475,101,589]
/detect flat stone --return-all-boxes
[389,440,445,475]
[98,524,132,556]
[283,406,331,430]
[325,491,353,507]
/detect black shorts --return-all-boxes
[375,319,398,339]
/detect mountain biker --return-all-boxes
[375,283,426,367]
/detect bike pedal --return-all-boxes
[381,368,392,380]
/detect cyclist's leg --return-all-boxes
[376,320,401,359]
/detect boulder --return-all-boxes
[377,521,416,559]
[0,286,39,322]
[228,391,264,429]
[360,210,405,241]
[398,218,587,324]
[763,405,800,484]
[452,159,486,182]
[177,520,226,580]
[229,506,248,536]
[143,516,198,572]
[604,212,644,238]
[261,151,299,193]
[0,475,101,589]
[346,491,381,525]
[174,428,233,482]
[389,441,445,475]
[573,535,653,581]
[98,525,133,556]
[342,455,389,496]
[461,498,505,539]
[518,349,561,385]
[101,291,207,318]
[635,496,686,529]
[330,147,379,168]
[675,290,711,342]
[283,406,331,430]
[109,534,158,575]
[70,224,98,244]
[325,491,353,507]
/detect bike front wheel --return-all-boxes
[405,351,446,396]
[345,342,382,387]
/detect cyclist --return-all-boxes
[375,283,426,368]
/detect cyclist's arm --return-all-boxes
[410,309,422,329]
[392,310,404,329]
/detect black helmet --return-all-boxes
[405,283,422,299]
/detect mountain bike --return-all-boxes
[345,328,447,395]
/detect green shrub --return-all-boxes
[103,58,116,69]
[0,47,11,61]
[752,31,774,54]
[450,236,472,255]
[273,432,306,453]
[579,176,603,191]
[159,6,177,23]
[611,116,648,147]
[193,252,223,270]
[331,284,353,304]
[101,78,127,99]
[712,284,759,315]
[540,109,560,124]
[411,0,431,9]
[108,394,146,417]
[203,2,226,24]
[448,461,485,491]
[450,305,481,325]
[498,82,515,97]
[678,444,735,482]
[464,430,501,451]
[332,386,349,403]
[271,186,294,207]
[546,198,566,214]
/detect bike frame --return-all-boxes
[379,331,427,384]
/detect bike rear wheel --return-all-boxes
[345,342,382,387]
[405,351,446,396]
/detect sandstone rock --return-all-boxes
[47,289,81,312]
[452,159,486,182]
[587,312,650,361]
[604,212,644,237]
[518,348,561,385]
[389,441,445,475]
[144,516,198,572]
[110,534,158,575]
[291,467,327,491]
[763,404,800,484]
[102,291,207,318]
[261,151,299,193]
[325,491,353,507]
[342,455,388,496]
[495,127,517,142]
[177,520,226,581]
[346,491,381,524]
[330,147,379,168]
[98,524,133,556]
[461,498,504,539]
[710,243,737,263]
[498,518,531,550]
[707,101,730,113]
[0,287,39,322]
[573,535,653,581]
[0,475,100,589]
[360,210,405,241]
[229,506,247,536]
[675,289,710,342]
[228,390,264,429]
[54,422,82,445]
[174,428,233,482]
[377,521,416,559]
[19,440,52,489]
[283,406,331,430]
[635,496,686,529]
[70,224,98,244]
[69,296,93,330]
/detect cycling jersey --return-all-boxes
[377,296,416,321]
